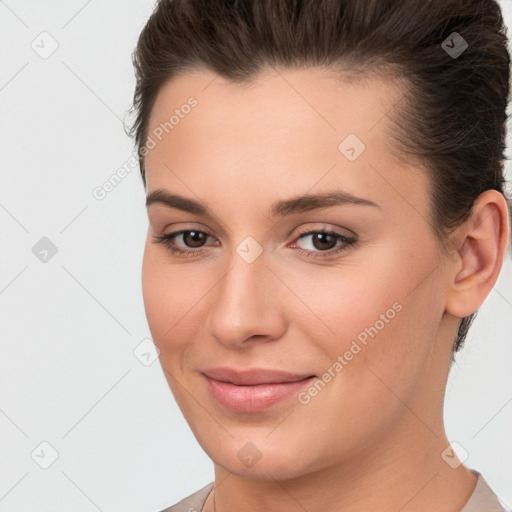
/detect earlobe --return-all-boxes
[445,189,510,319]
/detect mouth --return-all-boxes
[201,366,315,385]
[201,367,316,412]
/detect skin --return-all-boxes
[141,67,510,512]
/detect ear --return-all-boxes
[445,189,510,319]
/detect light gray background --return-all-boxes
[0,1,511,511]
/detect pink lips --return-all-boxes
[202,367,316,412]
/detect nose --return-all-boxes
[206,247,287,349]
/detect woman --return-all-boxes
[127,0,511,510]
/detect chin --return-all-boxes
[202,434,322,481]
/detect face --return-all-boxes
[141,67,453,479]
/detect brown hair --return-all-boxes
[126,0,511,355]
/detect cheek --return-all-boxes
[287,260,440,455]
[141,245,204,412]
[141,242,218,377]
[289,261,405,352]
[297,249,439,391]
[141,245,191,351]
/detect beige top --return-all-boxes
[158,470,510,512]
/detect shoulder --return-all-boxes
[461,470,510,512]
[156,482,214,512]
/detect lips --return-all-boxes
[201,367,316,412]
[201,366,315,385]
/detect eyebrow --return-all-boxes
[145,188,380,218]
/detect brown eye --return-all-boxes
[309,232,338,251]
[182,230,208,248]
[291,229,357,259]
[152,229,215,256]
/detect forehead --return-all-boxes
[144,67,428,218]
[146,66,404,154]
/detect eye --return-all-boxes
[290,229,357,258]
[152,229,215,257]
[152,227,357,259]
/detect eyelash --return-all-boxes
[152,228,357,259]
